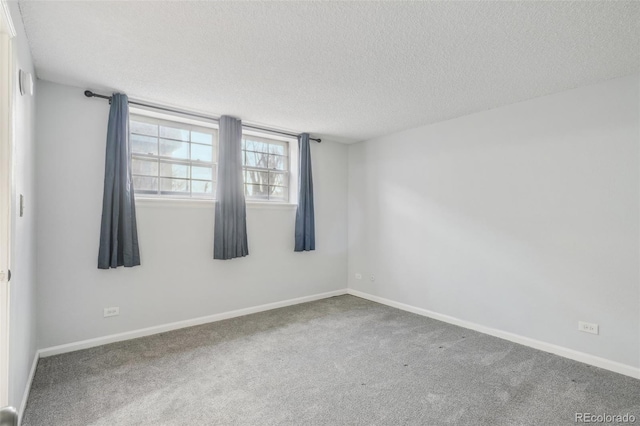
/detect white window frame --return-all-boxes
[241,130,297,203]
[130,108,219,200]
[130,108,298,205]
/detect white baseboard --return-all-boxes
[39,289,348,358]
[347,289,640,380]
[18,350,39,425]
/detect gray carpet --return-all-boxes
[23,295,640,425]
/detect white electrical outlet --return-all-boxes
[104,307,120,318]
[578,321,598,335]
[370,275,375,282]
[355,273,362,280]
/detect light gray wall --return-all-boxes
[35,80,348,348]
[348,74,640,368]
[7,1,38,413]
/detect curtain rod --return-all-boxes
[84,90,321,143]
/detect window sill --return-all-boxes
[246,201,297,210]
[135,196,297,210]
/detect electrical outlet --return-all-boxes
[370,275,375,282]
[578,321,598,335]
[355,273,362,280]
[104,307,120,318]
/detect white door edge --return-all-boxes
[0,0,15,408]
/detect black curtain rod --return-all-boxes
[84,90,321,143]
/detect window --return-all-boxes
[242,135,290,202]
[130,113,294,203]
[130,114,217,198]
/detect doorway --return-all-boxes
[0,0,15,407]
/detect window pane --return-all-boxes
[131,134,158,156]
[241,135,290,202]
[269,172,288,187]
[192,165,213,180]
[131,115,222,199]
[160,126,189,141]
[244,139,269,153]
[268,154,287,171]
[160,178,189,193]
[192,180,214,195]
[245,170,269,186]
[269,143,286,155]
[269,185,287,201]
[245,184,269,199]
[133,176,158,192]
[191,131,212,145]
[132,158,158,176]
[159,139,189,159]
[191,144,212,162]
[160,162,188,178]
[244,150,269,168]
[131,120,158,137]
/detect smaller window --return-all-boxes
[130,114,218,199]
[242,135,290,202]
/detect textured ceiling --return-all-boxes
[18,1,640,143]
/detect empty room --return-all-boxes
[0,0,638,425]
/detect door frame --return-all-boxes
[0,0,15,407]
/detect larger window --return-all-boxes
[130,114,218,198]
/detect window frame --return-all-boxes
[130,108,298,205]
[241,132,294,203]
[130,111,219,200]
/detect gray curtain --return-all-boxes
[97,93,141,269]
[295,133,315,251]
[214,116,249,259]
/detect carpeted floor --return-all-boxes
[23,295,640,425]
